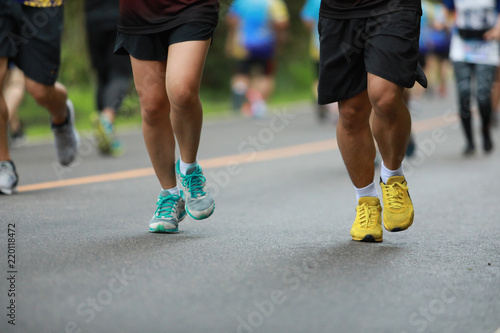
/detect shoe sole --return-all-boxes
[186,204,215,221]
[0,186,17,195]
[149,225,179,233]
[149,211,186,233]
[180,188,215,221]
[383,211,414,232]
[352,235,382,242]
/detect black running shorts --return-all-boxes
[114,22,216,61]
[3,5,64,86]
[1,4,64,85]
[0,0,20,58]
[318,10,427,104]
[0,15,16,58]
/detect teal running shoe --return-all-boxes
[149,190,186,233]
[92,114,124,156]
[92,114,111,153]
[176,160,215,220]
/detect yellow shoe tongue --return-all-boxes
[387,176,406,185]
[358,197,380,206]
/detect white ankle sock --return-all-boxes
[380,162,404,184]
[179,159,196,175]
[355,182,378,201]
[162,186,180,196]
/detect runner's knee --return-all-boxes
[369,88,402,118]
[338,103,370,131]
[168,82,199,110]
[140,94,169,124]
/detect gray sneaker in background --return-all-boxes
[52,99,80,166]
[0,161,18,195]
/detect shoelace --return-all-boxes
[180,168,206,199]
[382,182,409,210]
[357,203,378,228]
[155,195,180,218]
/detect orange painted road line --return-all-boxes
[18,114,457,193]
[201,139,338,169]
[19,168,155,192]
[18,140,338,193]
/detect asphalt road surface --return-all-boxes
[1,93,499,333]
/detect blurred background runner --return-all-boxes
[226,0,289,118]
[85,0,132,156]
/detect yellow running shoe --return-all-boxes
[351,197,383,242]
[380,176,414,232]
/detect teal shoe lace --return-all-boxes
[155,195,179,218]
[180,167,206,198]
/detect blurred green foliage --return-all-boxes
[59,0,91,87]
